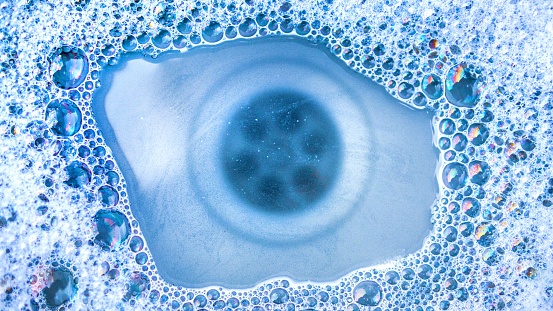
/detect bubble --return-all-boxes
[385,270,400,285]
[239,18,257,37]
[418,264,433,280]
[64,161,91,188]
[207,289,220,300]
[482,247,503,266]
[439,118,456,135]
[444,226,458,242]
[42,266,77,308]
[122,36,138,51]
[135,252,148,264]
[421,74,443,99]
[98,185,119,206]
[442,162,468,190]
[469,160,491,185]
[194,294,207,307]
[353,281,382,307]
[296,21,311,35]
[129,236,144,252]
[128,272,150,297]
[270,288,289,304]
[152,29,172,49]
[401,268,415,280]
[475,222,496,247]
[94,209,131,249]
[461,197,480,218]
[452,133,468,151]
[203,21,224,43]
[459,222,474,237]
[50,47,89,89]
[444,278,458,290]
[45,99,82,136]
[445,63,484,107]
[177,17,193,34]
[467,123,489,146]
[398,82,414,99]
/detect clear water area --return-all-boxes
[93,36,438,289]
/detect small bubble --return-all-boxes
[203,21,224,43]
[50,47,89,89]
[270,288,289,304]
[445,63,484,107]
[467,123,489,146]
[94,209,130,249]
[353,281,382,307]
[42,267,77,308]
[398,82,414,99]
[45,99,82,136]
[442,162,468,190]
[468,160,491,185]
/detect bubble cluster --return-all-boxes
[1,0,552,310]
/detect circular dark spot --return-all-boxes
[221,90,342,212]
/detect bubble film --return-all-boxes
[1,0,553,310]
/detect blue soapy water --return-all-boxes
[1,0,553,310]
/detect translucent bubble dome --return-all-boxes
[1,0,553,311]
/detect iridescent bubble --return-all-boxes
[207,289,220,300]
[128,272,150,297]
[447,202,460,214]
[122,35,138,51]
[461,197,480,218]
[469,160,491,185]
[270,288,289,304]
[94,209,130,249]
[203,21,224,43]
[439,118,456,135]
[385,271,400,285]
[445,63,484,107]
[475,222,496,247]
[418,264,433,280]
[64,161,91,188]
[412,92,427,107]
[50,47,89,89]
[45,99,82,136]
[129,236,144,252]
[459,222,474,237]
[152,29,171,49]
[296,21,311,35]
[239,18,257,37]
[401,268,415,280]
[42,266,77,308]
[398,82,414,99]
[421,74,443,100]
[444,226,458,242]
[482,247,503,266]
[444,278,458,290]
[177,17,193,34]
[442,162,468,190]
[452,133,468,151]
[98,185,119,206]
[361,55,375,69]
[135,252,148,264]
[353,281,382,307]
[194,295,207,307]
[438,137,450,150]
[467,123,489,146]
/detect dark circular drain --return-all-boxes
[221,90,342,212]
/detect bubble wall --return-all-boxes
[1,0,553,310]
